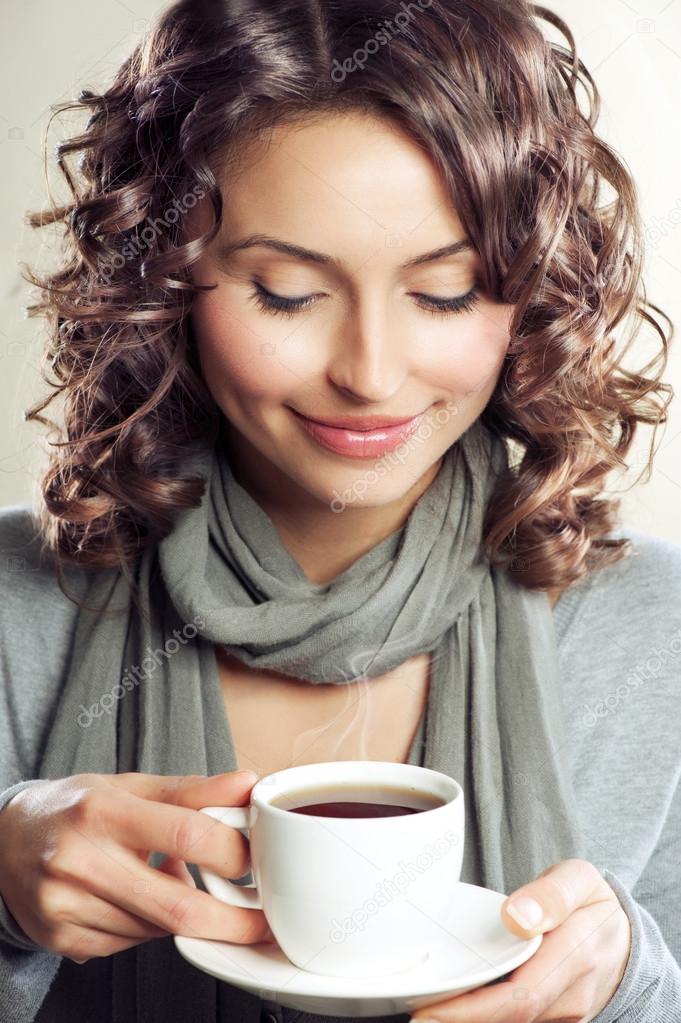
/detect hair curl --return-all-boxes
[21,0,674,610]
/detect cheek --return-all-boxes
[426,303,512,395]
[192,291,290,402]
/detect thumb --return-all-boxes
[501,858,606,937]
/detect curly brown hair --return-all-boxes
[21,0,673,607]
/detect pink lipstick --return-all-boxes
[290,408,427,459]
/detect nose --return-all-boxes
[326,300,408,404]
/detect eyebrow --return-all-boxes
[215,234,475,271]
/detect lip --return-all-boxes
[290,407,428,459]
[292,411,424,430]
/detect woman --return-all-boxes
[0,0,678,1021]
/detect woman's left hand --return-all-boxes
[410,858,631,1022]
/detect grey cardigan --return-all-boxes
[0,504,680,1023]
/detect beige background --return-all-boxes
[1,0,679,540]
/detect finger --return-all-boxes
[539,970,614,1023]
[30,878,169,941]
[57,926,158,964]
[511,899,629,1020]
[103,789,251,877]
[410,913,596,1022]
[502,858,611,936]
[65,888,170,940]
[104,771,260,808]
[53,862,198,943]
[56,862,199,939]
[72,843,272,944]
[156,855,197,887]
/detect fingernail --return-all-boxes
[506,895,543,930]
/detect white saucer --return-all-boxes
[174,881,542,1017]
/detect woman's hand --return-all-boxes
[410,858,631,1022]
[0,770,275,964]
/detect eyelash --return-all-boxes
[247,281,481,319]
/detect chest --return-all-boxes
[214,645,431,778]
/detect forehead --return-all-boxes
[212,110,469,258]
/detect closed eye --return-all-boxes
[247,281,481,319]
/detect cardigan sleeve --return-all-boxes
[589,774,681,1022]
[0,780,56,952]
[0,781,64,1023]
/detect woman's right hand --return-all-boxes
[0,770,274,964]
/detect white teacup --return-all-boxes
[199,760,464,978]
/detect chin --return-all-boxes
[293,452,443,514]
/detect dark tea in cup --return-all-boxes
[270,782,447,818]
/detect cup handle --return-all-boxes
[197,805,263,910]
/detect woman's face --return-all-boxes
[187,111,514,512]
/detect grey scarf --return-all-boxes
[30,416,583,1023]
